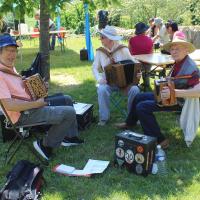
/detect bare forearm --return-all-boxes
[1,98,47,112]
[175,85,200,98]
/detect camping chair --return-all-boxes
[110,90,128,118]
[0,101,48,165]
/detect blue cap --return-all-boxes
[0,34,19,48]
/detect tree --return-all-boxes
[0,0,122,81]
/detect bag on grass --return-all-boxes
[0,160,44,200]
[21,53,43,78]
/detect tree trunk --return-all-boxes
[40,0,50,81]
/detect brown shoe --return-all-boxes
[115,122,129,129]
[159,139,169,149]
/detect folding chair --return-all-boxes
[0,101,48,165]
[110,90,128,118]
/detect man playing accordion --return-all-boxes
[116,32,199,149]
[0,34,83,160]
[92,25,142,126]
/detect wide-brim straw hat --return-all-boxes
[163,36,196,54]
[98,25,123,41]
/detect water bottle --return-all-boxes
[155,145,167,176]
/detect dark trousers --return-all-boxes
[126,92,182,143]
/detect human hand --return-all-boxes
[160,86,170,100]
[98,78,107,84]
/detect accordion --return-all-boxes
[114,131,156,176]
[154,78,177,106]
[104,60,141,88]
[24,73,48,100]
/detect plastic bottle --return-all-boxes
[155,145,167,176]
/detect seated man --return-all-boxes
[116,33,199,148]
[92,25,141,126]
[128,22,154,88]
[0,34,83,160]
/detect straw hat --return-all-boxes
[98,25,123,41]
[163,34,196,53]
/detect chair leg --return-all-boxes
[4,131,48,166]
[4,133,24,165]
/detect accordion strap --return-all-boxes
[11,95,31,102]
[96,44,127,64]
[0,67,21,77]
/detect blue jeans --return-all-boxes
[126,92,182,143]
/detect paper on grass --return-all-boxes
[82,159,110,174]
[53,159,110,177]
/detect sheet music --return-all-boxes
[53,159,109,176]
[73,103,88,114]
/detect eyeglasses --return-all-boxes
[100,35,107,40]
[4,48,18,54]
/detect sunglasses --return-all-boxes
[100,35,107,40]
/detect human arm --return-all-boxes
[92,51,107,84]
[160,82,200,100]
[175,83,200,98]
[1,98,47,112]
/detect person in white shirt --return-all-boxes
[153,18,170,52]
[34,11,56,50]
[92,25,141,126]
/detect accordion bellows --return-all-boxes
[104,60,142,88]
[24,73,48,100]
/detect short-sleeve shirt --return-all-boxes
[0,63,31,123]
[129,35,153,55]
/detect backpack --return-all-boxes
[21,53,43,78]
[0,160,44,200]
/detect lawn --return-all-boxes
[0,36,200,200]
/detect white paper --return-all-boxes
[55,164,75,174]
[73,103,88,115]
[54,159,110,176]
[82,159,110,174]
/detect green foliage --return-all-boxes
[109,12,121,26]
[189,0,200,25]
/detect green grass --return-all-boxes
[0,36,200,200]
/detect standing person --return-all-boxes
[153,18,169,50]
[128,22,154,88]
[0,34,83,160]
[116,34,199,148]
[92,25,141,126]
[0,16,8,33]
[34,11,56,50]
[147,18,158,38]
[97,10,109,30]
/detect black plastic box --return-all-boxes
[73,102,93,130]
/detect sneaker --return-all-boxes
[33,139,52,160]
[61,137,84,147]
[97,120,107,126]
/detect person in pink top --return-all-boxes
[0,34,83,160]
[128,22,153,88]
